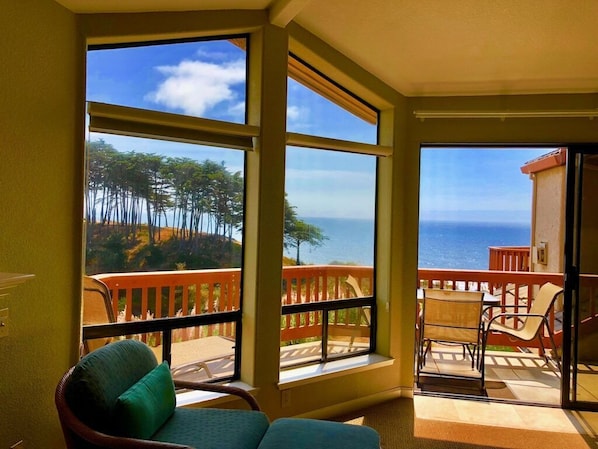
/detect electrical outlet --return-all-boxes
[281,390,291,408]
[0,308,8,338]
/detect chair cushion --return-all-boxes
[152,407,270,449]
[114,362,176,439]
[65,339,158,434]
[257,418,380,449]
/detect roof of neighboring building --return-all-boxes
[520,148,567,175]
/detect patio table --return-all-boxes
[416,288,499,307]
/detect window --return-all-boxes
[87,38,247,123]
[84,37,251,383]
[280,58,384,369]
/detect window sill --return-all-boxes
[278,353,394,390]
[176,381,258,408]
[176,354,393,407]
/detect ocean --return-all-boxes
[286,218,531,269]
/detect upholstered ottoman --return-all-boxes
[257,417,380,449]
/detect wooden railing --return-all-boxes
[96,269,241,344]
[418,268,563,348]
[94,266,598,353]
[488,246,530,271]
[280,265,373,341]
[95,265,373,345]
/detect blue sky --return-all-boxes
[420,147,550,223]
[86,39,551,223]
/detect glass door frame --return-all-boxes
[562,144,598,410]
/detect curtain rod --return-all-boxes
[413,109,598,120]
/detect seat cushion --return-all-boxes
[257,418,380,449]
[152,407,270,449]
[114,362,176,439]
[65,339,158,434]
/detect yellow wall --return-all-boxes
[5,4,598,447]
[0,1,84,448]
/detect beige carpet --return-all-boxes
[332,397,594,449]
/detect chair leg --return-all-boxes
[544,320,561,371]
[480,330,488,389]
[422,341,431,367]
[416,339,427,383]
[464,344,475,369]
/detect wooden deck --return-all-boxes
[415,345,598,407]
[154,336,585,407]
[416,345,565,404]
[152,336,369,383]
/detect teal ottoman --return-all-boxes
[257,417,380,449]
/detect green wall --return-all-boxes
[0,1,84,447]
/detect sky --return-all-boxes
[420,147,550,223]
[86,38,552,224]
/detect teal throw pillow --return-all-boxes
[114,362,176,439]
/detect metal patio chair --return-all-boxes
[417,289,485,384]
[482,282,563,372]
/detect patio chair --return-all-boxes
[482,282,563,371]
[417,289,484,384]
[82,276,116,354]
[344,275,372,324]
[327,275,371,349]
[55,339,381,449]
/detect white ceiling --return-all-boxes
[54,0,598,97]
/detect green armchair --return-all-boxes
[55,339,380,449]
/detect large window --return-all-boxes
[280,58,382,369]
[83,37,251,383]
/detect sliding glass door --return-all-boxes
[563,146,598,409]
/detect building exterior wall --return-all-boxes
[531,166,566,273]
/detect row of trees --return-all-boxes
[86,139,326,272]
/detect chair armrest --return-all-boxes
[173,380,261,411]
[490,313,547,320]
[484,313,549,331]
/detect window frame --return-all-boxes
[280,55,388,370]
[83,35,252,383]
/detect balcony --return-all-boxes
[84,246,598,404]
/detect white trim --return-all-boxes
[278,354,394,390]
[176,381,258,408]
[414,109,598,121]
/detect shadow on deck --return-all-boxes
[416,345,561,404]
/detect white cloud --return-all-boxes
[287,105,302,121]
[286,105,311,132]
[146,59,245,116]
[195,48,230,61]
[227,101,245,119]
